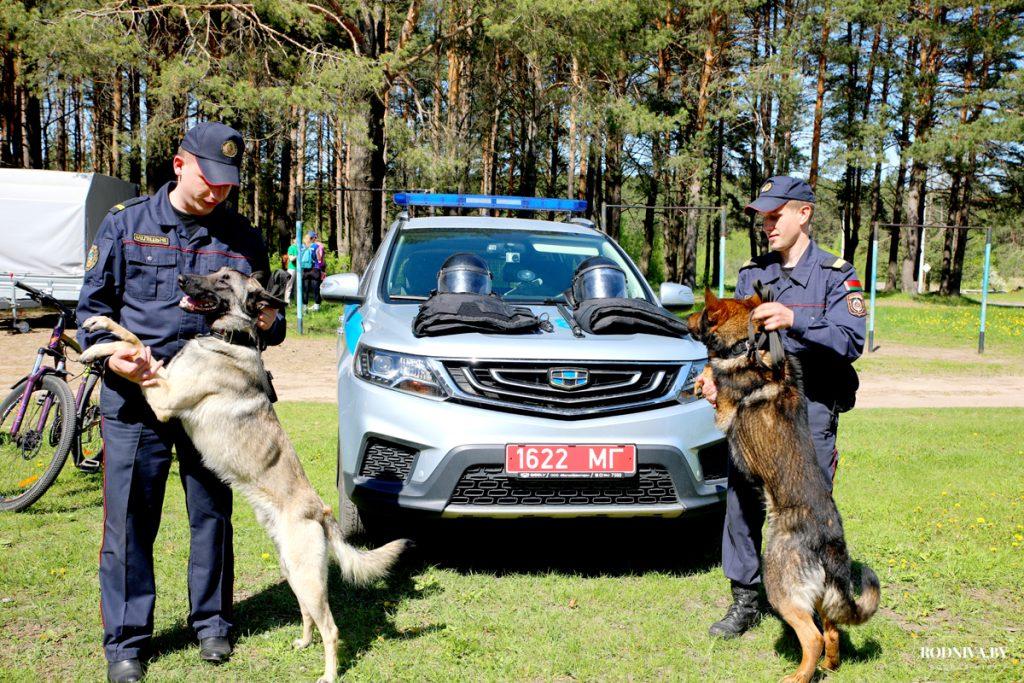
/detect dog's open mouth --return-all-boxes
[179,295,220,313]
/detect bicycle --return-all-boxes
[0,281,105,511]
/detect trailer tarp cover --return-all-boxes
[0,169,136,279]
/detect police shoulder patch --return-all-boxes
[740,258,757,270]
[109,196,149,214]
[86,244,99,271]
[847,292,867,317]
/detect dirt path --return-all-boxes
[2,328,1022,409]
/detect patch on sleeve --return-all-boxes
[843,278,863,293]
[86,244,99,271]
[132,233,170,246]
[847,292,867,317]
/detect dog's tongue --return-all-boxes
[179,295,215,312]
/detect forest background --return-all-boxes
[2,0,1022,293]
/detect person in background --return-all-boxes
[282,248,296,304]
[300,231,323,311]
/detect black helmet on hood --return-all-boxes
[437,252,492,295]
[570,256,627,304]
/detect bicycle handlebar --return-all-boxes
[13,281,76,319]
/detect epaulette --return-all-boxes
[822,256,854,273]
[739,253,773,270]
[109,196,150,214]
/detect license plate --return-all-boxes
[505,444,637,478]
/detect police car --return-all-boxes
[322,193,727,537]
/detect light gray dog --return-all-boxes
[80,267,409,683]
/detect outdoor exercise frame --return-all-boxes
[602,204,728,297]
[869,222,993,354]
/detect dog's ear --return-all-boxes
[250,270,268,288]
[747,291,763,307]
[704,288,719,308]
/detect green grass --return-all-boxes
[1,406,1022,680]
[868,293,1024,357]
[284,301,347,338]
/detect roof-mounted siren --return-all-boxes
[393,192,587,215]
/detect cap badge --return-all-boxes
[221,140,238,158]
[760,181,773,194]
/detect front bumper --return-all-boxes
[339,366,727,519]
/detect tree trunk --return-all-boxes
[349,91,387,274]
[604,127,623,239]
[808,6,830,189]
[902,18,941,295]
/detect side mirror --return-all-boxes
[659,282,695,312]
[321,273,363,304]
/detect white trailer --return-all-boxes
[0,169,137,307]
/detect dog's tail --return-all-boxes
[823,563,881,626]
[322,515,410,586]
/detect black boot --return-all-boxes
[107,659,144,683]
[199,636,232,664]
[709,581,761,638]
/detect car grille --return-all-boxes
[440,360,685,418]
[697,441,729,481]
[358,438,417,483]
[448,464,678,506]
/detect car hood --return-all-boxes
[351,302,707,362]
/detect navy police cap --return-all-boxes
[180,121,244,186]
[745,175,815,215]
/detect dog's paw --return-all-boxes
[78,347,103,364]
[316,676,336,683]
[81,316,112,333]
[292,637,312,650]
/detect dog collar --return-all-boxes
[208,329,260,348]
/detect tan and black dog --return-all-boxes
[688,289,879,683]
[80,268,409,683]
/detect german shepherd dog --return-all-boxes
[80,268,409,683]
[687,289,879,683]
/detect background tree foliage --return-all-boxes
[2,0,1022,292]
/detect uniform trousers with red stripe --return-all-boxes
[722,398,840,586]
[99,410,233,663]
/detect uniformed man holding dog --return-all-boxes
[697,176,867,638]
[77,122,285,682]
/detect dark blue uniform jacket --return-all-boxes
[77,181,285,418]
[735,239,866,408]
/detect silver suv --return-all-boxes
[323,203,726,537]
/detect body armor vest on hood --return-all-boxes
[412,292,552,338]
[572,298,689,338]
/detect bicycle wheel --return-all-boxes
[0,375,76,511]
[77,379,104,472]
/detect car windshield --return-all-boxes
[384,228,649,303]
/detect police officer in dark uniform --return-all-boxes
[77,122,286,682]
[697,176,867,638]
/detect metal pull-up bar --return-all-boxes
[869,222,993,354]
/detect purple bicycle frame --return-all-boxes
[9,323,67,437]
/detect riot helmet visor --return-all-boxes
[571,257,628,303]
[437,253,492,295]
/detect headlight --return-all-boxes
[677,360,708,404]
[355,346,449,400]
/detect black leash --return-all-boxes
[746,280,786,369]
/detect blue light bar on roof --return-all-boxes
[393,192,587,213]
